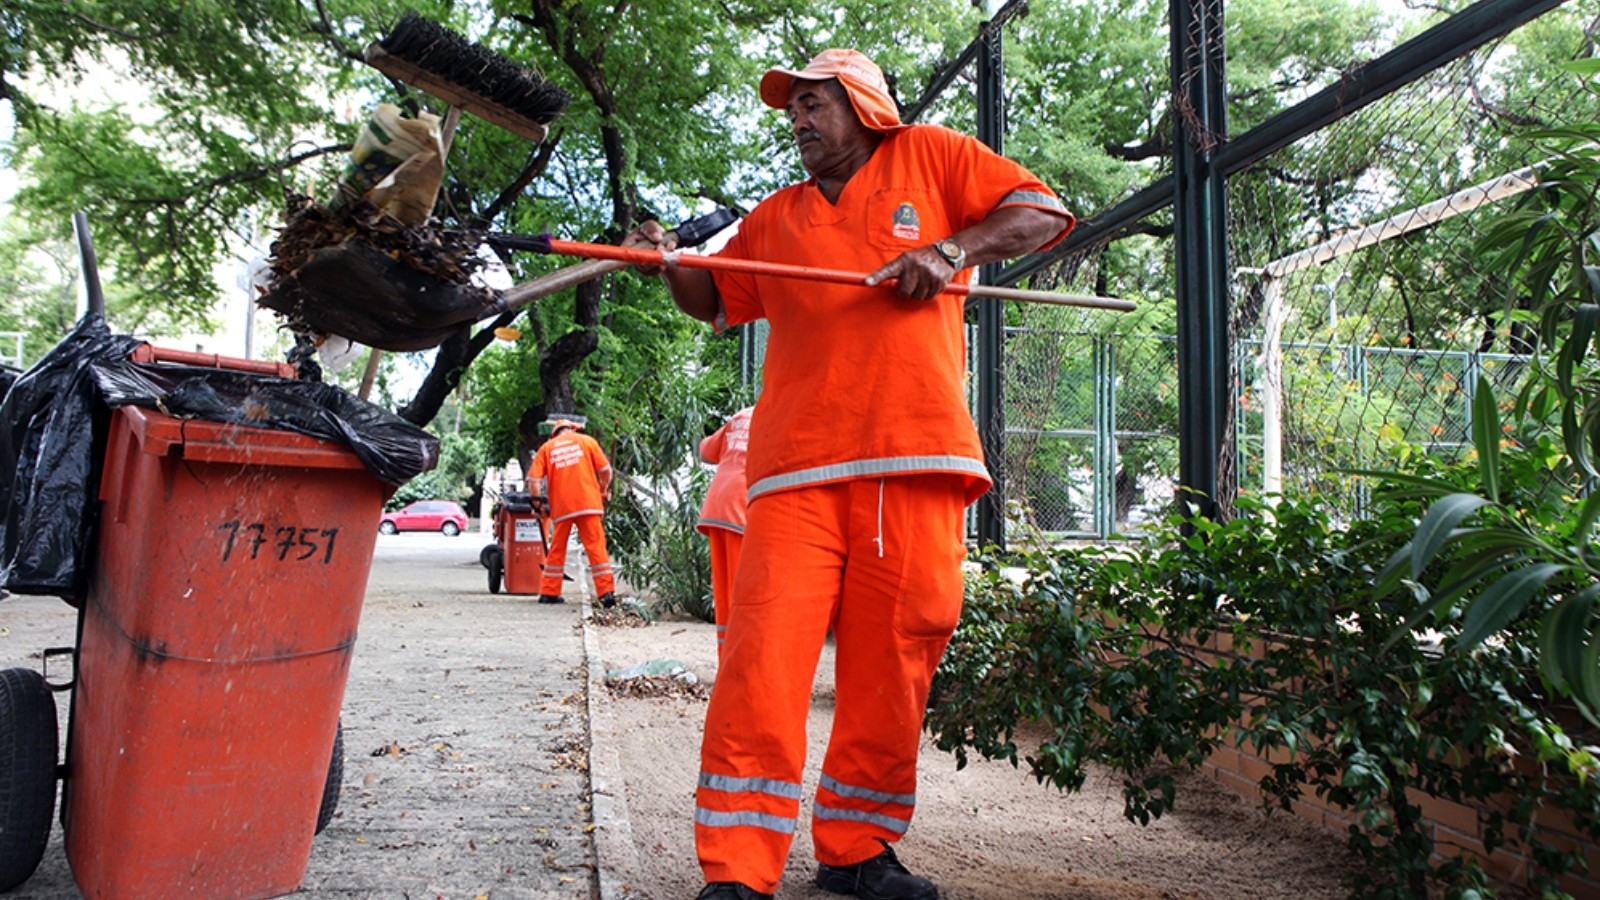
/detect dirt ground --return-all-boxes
[588,605,1363,900]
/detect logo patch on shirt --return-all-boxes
[891,202,921,240]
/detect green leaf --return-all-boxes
[1565,402,1596,479]
[1373,542,1415,599]
[1471,375,1501,503]
[1458,562,1565,650]
[1384,551,1521,650]
[1344,468,1461,499]
[1541,586,1599,695]
[1413,494,1493,580]
[1579,629,1600,722]
[1430,548,1530,612]
[1557,303,1598,395]
[1574,491,1600,546]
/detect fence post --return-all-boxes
[1094,336,1117,537]
[1172,0,1233,521]
[975,12,1008,550]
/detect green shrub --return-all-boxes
[929,494,1600,898]
[607,468,715,622]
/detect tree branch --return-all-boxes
[478,135,560,226]
[121,143,351,207]
[66,12,172,41]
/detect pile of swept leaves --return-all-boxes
[588,605,652,628]
[604,673,709,701]
[265,193,484,291]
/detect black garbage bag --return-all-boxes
[0,313,441,599]
[89,360,440,487]
[0,314,142,596]
[501,490,537,514]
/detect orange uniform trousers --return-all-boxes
[695,475,967,894]
[539,514,616,597]
[705,528,743,659]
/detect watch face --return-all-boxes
[936,240,963,266]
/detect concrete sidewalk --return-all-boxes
[0,532,625,899]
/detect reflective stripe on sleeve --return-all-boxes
[999,189,1068,213]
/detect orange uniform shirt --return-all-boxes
[528,431,612,522]
[697,406,755,535]
[711,124,1073,506]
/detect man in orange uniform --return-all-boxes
[527,418,617,607]
[629,48,1073,900]
[696,405,755,657]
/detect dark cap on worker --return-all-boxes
[760,48,909,133]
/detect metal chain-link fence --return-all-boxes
[994,4,1598,541]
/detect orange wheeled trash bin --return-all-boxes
[63,393,391,899]
[486,489,547,595]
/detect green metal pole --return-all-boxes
[975,13,1007,550]
[1171,0,1232,521]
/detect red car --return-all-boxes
[379,500,469,536]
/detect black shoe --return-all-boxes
[816,841,938,900]
[696,883,772,900]
[598,592,617,608]
[537,594,564,604]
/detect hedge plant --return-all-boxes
[928,491,1600,898]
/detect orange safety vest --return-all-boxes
[527,431,611,522]
[697,406,755,535]
[711,124,1074,507]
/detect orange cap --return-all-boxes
[760,49,909,133]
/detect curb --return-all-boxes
[583,598,647,899]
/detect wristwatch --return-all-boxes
[932,238,967,271]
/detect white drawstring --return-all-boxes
[873,478,886,558]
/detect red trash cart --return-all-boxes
[482,486,549,595]
[0,346,393,899]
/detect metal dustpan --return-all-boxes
[258,240,496,352]
[258,208,739,353]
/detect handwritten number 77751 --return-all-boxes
[216,521,340,564]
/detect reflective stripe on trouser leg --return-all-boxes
[813,474,967,867]
[539,518,573,596]
[707,529,743,661]
[571,514,616,595]
[697,484,848,893]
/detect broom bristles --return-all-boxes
[376,12,572,125]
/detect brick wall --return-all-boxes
[1200,711,1600,896]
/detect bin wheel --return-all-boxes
[488,550,504,594]
[441,521,460,537]
[479,545,498,568]
[315,721,343,835]
[0,668,57,891]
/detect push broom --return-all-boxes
[363,12,571,146]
